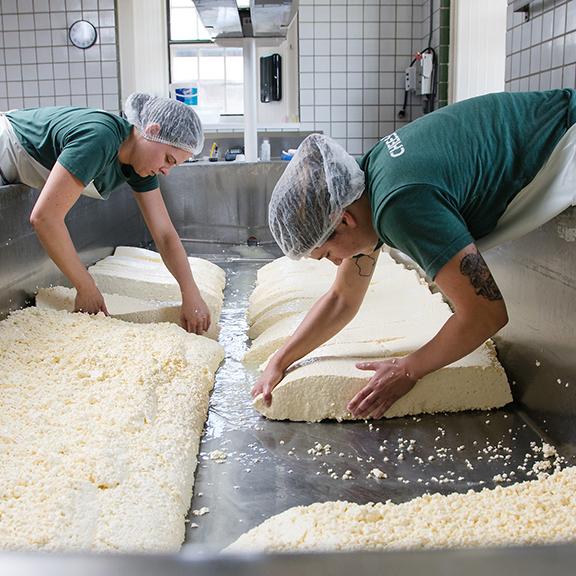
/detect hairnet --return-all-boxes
[268,133,365,258]
[124,93,204,155]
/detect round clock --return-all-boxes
[68,20,98,49]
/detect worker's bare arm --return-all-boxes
[348,243,508,418]
[29,161,108,314]
[133,189,210,334]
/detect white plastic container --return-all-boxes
[260,139,271,162]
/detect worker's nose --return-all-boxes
[310,248,322,261]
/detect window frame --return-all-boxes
[166,0,244,116]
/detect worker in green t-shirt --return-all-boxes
[253,89,576,418]
[0,93,211,335]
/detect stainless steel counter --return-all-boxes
[1,252,575,573]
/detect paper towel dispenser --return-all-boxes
[260,54,281,102]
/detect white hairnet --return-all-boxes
[268,133,365,258]
[124,93,204,155]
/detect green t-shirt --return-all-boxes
[359,89,576,278]
[6,107,158,198]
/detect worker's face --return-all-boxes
[131,138,190,178]
[309,212,369,265]
[310,231,356,265]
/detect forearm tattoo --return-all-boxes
[353,254,377,277]
[459,252,503,301]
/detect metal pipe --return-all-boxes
[243,37,258,162]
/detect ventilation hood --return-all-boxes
[193,0,298,38]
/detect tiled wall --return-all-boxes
[506,0,576,91]
[0,0,449,149]
[0,0,119,113]
[298,0,443,154]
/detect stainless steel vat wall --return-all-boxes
[3,544,576,576]
[484,207,576,454]
[0,183,149,317]
[158,162,287,252]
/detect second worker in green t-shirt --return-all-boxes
[0,93,211,336]
[253,89,576,418]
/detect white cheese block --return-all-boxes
[113,246,226,290]
[255,250,400,284]
[36,286,220,340]
[249,251,511,422]
[89,264,222,317]
[248,287,448,345]
[256,255,336,284]
[0,308,224,553]
[248,259,435,337]
[95,254,224,289]
[253,340,511,421]
[248,297,317,340]
[90,257,222,300]
[248,254,424,323]
[249,275,333,309]
[228,467,576,552]
[245,302,452,366]
[248,257,404,303]
[248,287,329,325]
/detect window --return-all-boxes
[168,0,244,116]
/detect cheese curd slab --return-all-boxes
[228,467,576,552]
[245,292,451,365]
[248,252,511,421]
[253,341,511,421]
[113,246,226,291]
[0,308,223,553]
[248,253,426,325]
[36,286,220,340]
[87,250,225,332]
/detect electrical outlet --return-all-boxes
[420,52,434,95]
[405,65,417,92]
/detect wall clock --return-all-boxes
[68,20,98,49]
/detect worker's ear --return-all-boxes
[340,210,358,229]
[144,123,161,137]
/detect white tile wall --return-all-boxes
[299,0,437,154]
[506,0,576,94]
[0,0,119,112]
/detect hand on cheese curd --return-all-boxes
[347,243,509,417]
[181,293,211,335]
[347,358,417,418]
[74,280,109,315]
[251,361,285,406]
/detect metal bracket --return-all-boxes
[512,0,535,22]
